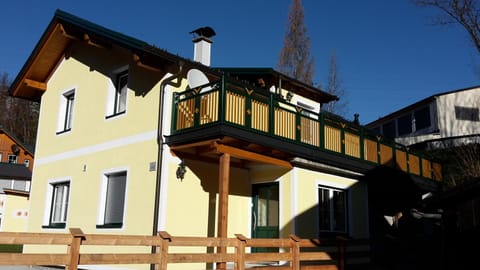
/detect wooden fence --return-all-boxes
[0,228,348,270]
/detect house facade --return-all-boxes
[0,126,33,231]
[9,10,442,269]
[366,86,480,148]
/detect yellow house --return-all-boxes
[9,10,443,269]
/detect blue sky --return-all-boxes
[1,0,479,123]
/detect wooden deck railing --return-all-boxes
[172,78,442,181]
[0,228,349,270]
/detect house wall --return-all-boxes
[436,87,480,138]
[0,132,34,170]
[26,44,161,246]
[0,193,29,232]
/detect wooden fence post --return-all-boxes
[235,234,247,270]
[336,236,346,270]
[67,228,85,270]
[158,231,171,270]
[289,234,301,270]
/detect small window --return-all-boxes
[397,114,412,136]
[107,70,128,118]
[97,171,127,228]
[318,186,347,233]
[382,121,396,139]
[43,181,70,228]
[455,106,480,121]
[8,155,17,164]
[24,159,30,168]
[57,90,75,134]
[414,106,431,130]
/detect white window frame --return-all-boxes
[97,168,128,229]
[56,89,75,134]
[318,185,347,233]
[43,179,70,229]
[7,155,17,164]
[106,68,128,119]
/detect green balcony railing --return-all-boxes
[171,76,442,181]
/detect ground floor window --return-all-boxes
[318,185,347,233]
[43,181,70,228]
[97,170,127,228]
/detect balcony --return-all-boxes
[166,75,442,182]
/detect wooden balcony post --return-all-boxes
[217,153,231,269]
[289,234,301,270]
[67,228,85,270]
[158,231,171,270]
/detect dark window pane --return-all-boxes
[397,114,412,136]
[382,121,396,139]
[414,106,431,130]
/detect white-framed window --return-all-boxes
[97,170,127,228]
[43,181,70,229]
[318,185,347,233]
[7,155,17,164]
[57,89,75,134]
[106,69,128,118]
[24,159,30,168]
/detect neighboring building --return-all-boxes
[0,126,33,231]
[366,86,480,149]
[9,10,442,269]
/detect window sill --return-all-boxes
[42,223,66,229]
[96,223,123,229]
[56,129,71,135]
[105,111,126,120]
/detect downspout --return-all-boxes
[151,62,184,264]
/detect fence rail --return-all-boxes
[0,228,349,270]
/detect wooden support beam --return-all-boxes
[59,24,80,40]
[216,153,230,270]
[214,143,292,169]
[23,79,46,91]
[133,54,163,72]
[83,33,106,49]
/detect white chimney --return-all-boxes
[190,27,216,66]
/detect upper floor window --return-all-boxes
[455,106,479,121]
[57,89,75,134]
[43,181,70,229]
[97,170,127,228]
[382,121,396,139]
[397,114,412,136]
[7,155,17,164]
[106,70,128,118]
[318,186,347,233]
[414,106,431,130]
[24,159,30,168]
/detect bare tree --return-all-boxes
[277,0,315,84]
[0,72,39,147]
[322,52,348,118]
[414,0,480,54]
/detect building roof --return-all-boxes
[10,9,337,105]
[366,85,480,127]
[0,162,32,181]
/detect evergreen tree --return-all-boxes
[277,0,315,84]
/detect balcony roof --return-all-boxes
[216,67,338,104]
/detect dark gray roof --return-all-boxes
[0,163,32,180]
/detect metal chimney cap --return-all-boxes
[189,26,216,38]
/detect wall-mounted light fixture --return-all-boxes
[176,160,187,181]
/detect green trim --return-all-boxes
[42,222,66,229]
[96,223,123,229]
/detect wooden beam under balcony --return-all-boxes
[23,79,46,91]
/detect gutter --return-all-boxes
[151,62,184,265]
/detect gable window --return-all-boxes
[97,171,127,228]
[455,106,480,121]
[43,181,70,229]
[7,155,17,164]
[414,106,431,130]
[397,114,412,136]
[382,121,396,139]
[24,159,30,168]
[106,70,128,118]
[57,89,75,134]
[318,186,347,233]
